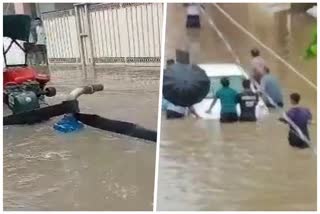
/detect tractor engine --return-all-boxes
[4,81,56,114]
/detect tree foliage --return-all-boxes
[305,26,317,59]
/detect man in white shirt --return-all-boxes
[34,17,47,65]
[35,17,46,45]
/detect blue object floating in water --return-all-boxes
[54,114,84,133]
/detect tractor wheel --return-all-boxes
[45,87,56,97]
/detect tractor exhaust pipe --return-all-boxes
[67,84,104,100]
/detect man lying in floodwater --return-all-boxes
[279,93,312,149]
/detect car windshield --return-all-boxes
[206,75,245,98]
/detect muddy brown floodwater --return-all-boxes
[4,66,159,210]
[158,3,316,211]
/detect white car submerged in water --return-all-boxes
[193,63,269,120]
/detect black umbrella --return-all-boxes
[163,63,210,107]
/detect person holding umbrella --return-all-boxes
[163,60,198,119]
[163,63,210,119]
[206,77,239,122]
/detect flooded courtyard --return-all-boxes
[158,3,317,211]
[4,66,159,210]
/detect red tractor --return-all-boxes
[3,15,56,114]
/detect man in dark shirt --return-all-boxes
[237,79,259,121]
[279,93,312,149]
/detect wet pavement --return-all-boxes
[4,66,159,210]
[158,3,316,211]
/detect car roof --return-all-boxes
[197,63,248,78]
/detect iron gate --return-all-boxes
[42,3,163,66]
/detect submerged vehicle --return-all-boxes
[193,63,269,119]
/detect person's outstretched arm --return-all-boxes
[189,106,200,118]
[206,97,217,113]
[278,117,288,124]
[279,110,291,124]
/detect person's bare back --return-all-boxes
[250,48,267,83]
[251,56,266,75]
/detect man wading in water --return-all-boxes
[237,79,259,121]
[260,67,284,108]
[279,93,312,149]
[206,78,238,122]
[250,48,267,84]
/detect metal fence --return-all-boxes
[43,9,80,64]
[42,3,163,66]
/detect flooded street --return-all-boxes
[158,3,316,211]
[4,66,159,210]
